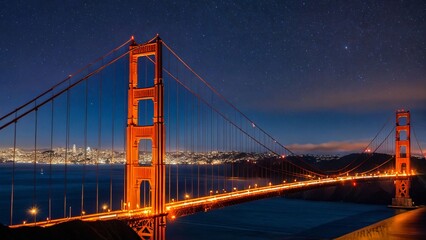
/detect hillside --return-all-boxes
[0,220,140,240]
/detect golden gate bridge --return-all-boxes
[0,35,422,239]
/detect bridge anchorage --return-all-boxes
[125,35,166,239]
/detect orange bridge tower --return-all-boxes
[125,35,166,239]
[392,110,413,208]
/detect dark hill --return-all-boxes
[0,220,140,240]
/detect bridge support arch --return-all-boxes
[392,110,413,208]
[125,35,166,239]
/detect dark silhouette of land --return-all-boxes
[0,220,140,240]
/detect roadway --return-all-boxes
[9,173,409,228]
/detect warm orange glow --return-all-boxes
[393,110,412,206]
[29,207,38,215]
[7,173,407,229]
[125,37,165,230]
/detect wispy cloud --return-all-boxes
[289,84,426,111]
[287,139,426,157]
[287,140,370,154]
[248,81,426,112]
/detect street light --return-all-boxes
[102,204,108,212]
[29,207,38,225]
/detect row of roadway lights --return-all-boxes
[18,173,371,225]
[23,171,409,224]
[20,178,330,225]
[168,170,417,203]
[23,203,111,225]
[170,181,299,201]
[168,182,287,220]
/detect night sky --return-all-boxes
[0,1,425,154]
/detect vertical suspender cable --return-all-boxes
[231,117,234,190]
[96,63,102,213]
[82,78,88,215]
[109,61,114,211]
[181,70,187,199]
[210,106,213,192]
[176,62,179,201]
[183,70,186,196]
[197,97,200,198]
[217,112,220,191]
[64,79,70,218]
[167,52,171,203]
[167,57,171,203]
[33,103,38,212]
[225,120,229,190]
[223,118,226,190]
[191,87,194,197]
[10,112,17,225]
[49,97,54,221]
[123,53,127,210]
[111,58,116,210]
[204,106,207,195]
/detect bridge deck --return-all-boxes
[9,174,406,228]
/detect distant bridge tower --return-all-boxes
[125,35,166,239]
[392,110,413,208]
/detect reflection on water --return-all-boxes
[0,164,272,225]
[167,198,399,240]
[0,163,406,240]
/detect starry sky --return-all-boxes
[0,0,425,154]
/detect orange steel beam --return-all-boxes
[392,109,413,207]
[125,35,165,239]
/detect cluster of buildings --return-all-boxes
[0,147,276,165]
[0,146,125,164]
